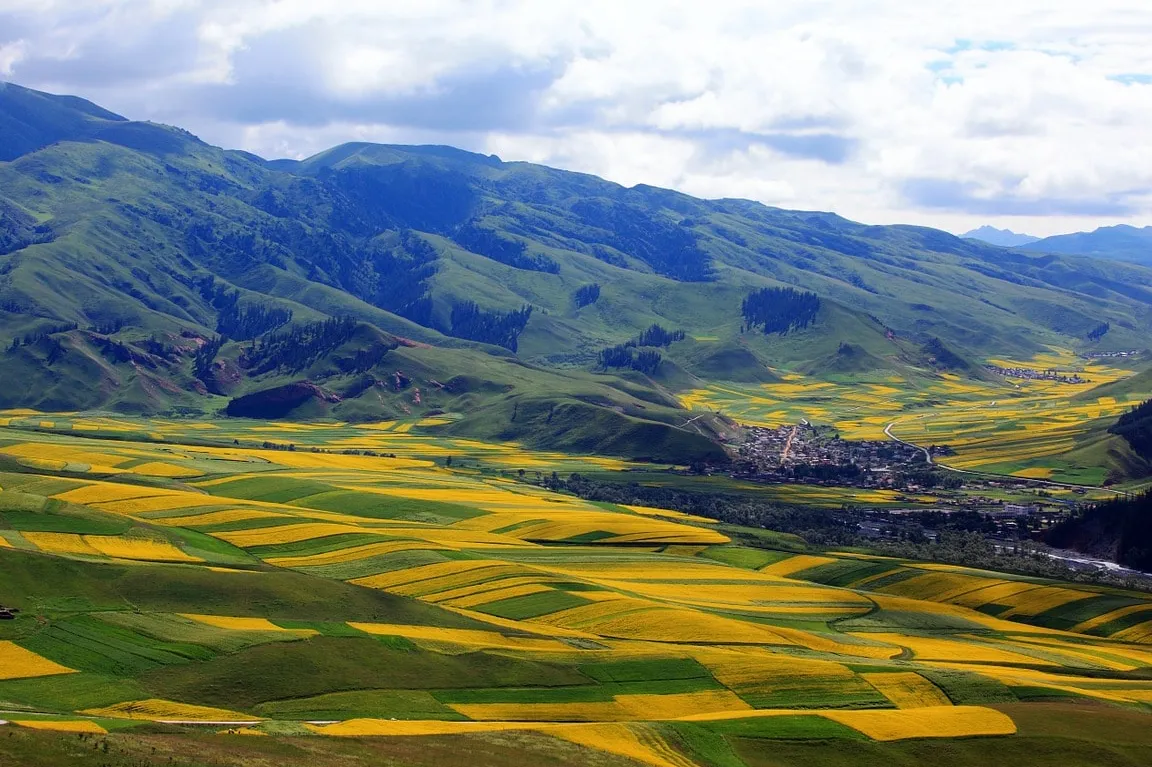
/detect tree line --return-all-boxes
[455,222,560,274]
[449,301,533,352]
[1109,398,1152,461]
[240,316,362,374]
[741,287,820,334]
[596,323,685,375]
[574,283,601,308]
[1046,490,1152,571]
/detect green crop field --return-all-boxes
[0,416,1149,767]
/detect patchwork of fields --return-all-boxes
[680,350,1151,485]
[1,414,1151,767]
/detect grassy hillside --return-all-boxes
[3,83,1152,463]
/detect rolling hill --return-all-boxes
[3,82,1152,460]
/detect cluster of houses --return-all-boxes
[985,365,1088,383]
[734,423,929,486]
[1082,350,1142,359]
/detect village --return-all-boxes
[984,364,1089,383]
[732,422,947,486]
[726,423,1087,539]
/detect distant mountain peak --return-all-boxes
[960,226,1040,247]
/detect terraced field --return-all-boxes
[1,413,1151,767]
[680,349,1151,485]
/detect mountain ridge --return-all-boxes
[1021,224,1152,267]
[2,82,1152,462]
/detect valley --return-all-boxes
[3,80,1152,766]
[2,415,1152,767]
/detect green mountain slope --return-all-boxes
[3,82,1152,460]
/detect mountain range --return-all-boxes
[1021,225,1152,267]
[3,82,1152,461]
[964,224,1152,267]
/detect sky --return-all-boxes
[2,1,1152,237]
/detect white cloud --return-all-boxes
[0,40,26,75]
[2,0,1152,235]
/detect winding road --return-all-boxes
[882,419,1125,496]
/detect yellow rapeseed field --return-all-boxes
[152,509,291,527]
[556,723,700,767]
[215,522,368,547]
[180,614,317,635]
[82,699,260,722]
[129,462,204,478]
[307,719,527,736]
[0,641,77,680]
[760,555,838,578]
[997,587,1096,618]
[591,579,871,613]
[252,451,432,471]
[866,633,1058,666]
[84,536,202,563]
[1012,467,1054,479]
[862,672,952,708]
[393,564,556,598]
[351,559,507,590]
[993,637,1135,671]
[947,580,1045,610]
[12,720,107,733]
[691,646,856,694]
[621,505,719,524]
[0,443,129,466]
[543,561,771,582]
[1006,635,1152,668]
[1115,621,1152,643]
[615,690,751,719]
[770,626,901,659]
[559,605,796,645]
[450,701,624,722]
[474,512,728,545]
[821,706,1016,741]
[879,572,997,603]
[1070,604,1152,633]
[451,690,750,723]
[22,531,103,557]
[266,539,450,567]
[426,576,560,605]
[53,482,169,505]
[924,662,1150,705]
[4,409,1147,744]
[441,583,553,609]
[530,597,656,630]
[348,622,571,653]
[91,493,217,514]
[867,594,1069,636]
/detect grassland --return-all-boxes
[1,414,1151,767]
